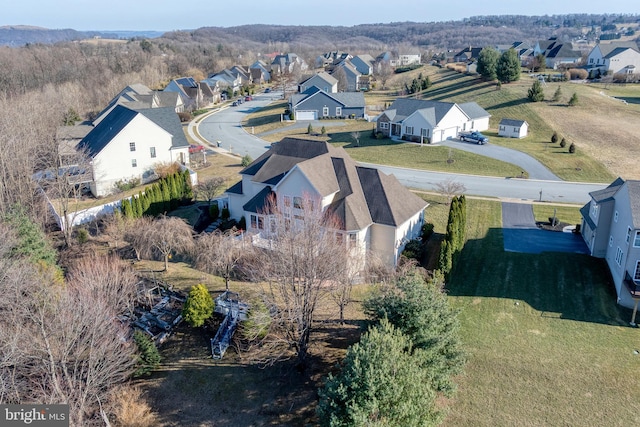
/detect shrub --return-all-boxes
[552,86,562,102]
[307,123,314,134]
[237,216,246,230]
[321,126,326,135]
[568,69,588,80]
[114,177,141,192]
[133,330,161,376]
[221,207,230,220]
[401,239,423,261]
[209,204,219,221]
[241,154,253,167]
[76,227,89,244]
[177,112,193,122]
[421,222,435,241]
[375,131,385,139]
[182,284,214,327]
[569,142,576,153]
[560,137,566,148]
[551,131,558,144]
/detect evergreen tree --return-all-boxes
[496,48,521,83]
[307,123,314,134]
[1,205,58,266]
[133,330,161,376]
[181,169,193,201]
[121,198,134,219]
[569,142,576,153]
[477,47,499,81]
[552,86,562,102]
[527,80,545,102]
[363,270,465,395]
[551,131,558,144]
[161,180,171,212]
[317,319,441,427]
[169,174,179,210]
[132,195,143,218]
[568,92,579,106]
[182,284,214,327]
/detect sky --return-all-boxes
[2,0,639,31]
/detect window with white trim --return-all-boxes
[131,159,137,167]
[322,106,329,116]
[284,195,291,208]
[348,233,357,248]
[380,122,389,129]
[293,196,303,209]
[150,147,156,158]
[615,247,623,266]
[336,107,342,116]
[129,142,136,152]
[635,231,640,247]
[406,126,414,135]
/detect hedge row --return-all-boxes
[120,170,193,219]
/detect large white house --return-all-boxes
[375,98,490,143]
[225,138,428,268]
[78,105,190,197]
[586,41,640,77]
[580,178,640,313]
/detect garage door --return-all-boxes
[296,110,317,120]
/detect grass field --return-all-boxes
[241,65,640,182]
[443,199,640,426]
[133,195,640,426]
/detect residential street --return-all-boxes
[192,93,607,204]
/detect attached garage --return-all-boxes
[295,110,317,121]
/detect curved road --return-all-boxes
[192,92,607,204]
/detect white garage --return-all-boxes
[295,110,317,121]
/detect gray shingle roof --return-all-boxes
[499,118,527,127]
[243,186,275,214]
[78,105,138,157]
[597,41,639,57]
[590,177,624,203]
[135,107,189,148]
[384,99,456,123]
[627,180,640,229]
[459,102,491,119]
[235,138,426,231]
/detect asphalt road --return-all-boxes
[194,93,608,204]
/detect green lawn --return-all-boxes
[443,199,640,426]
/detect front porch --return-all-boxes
[623,271,640,326]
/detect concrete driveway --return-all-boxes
[501,202,589,254]
[439,139,560,181]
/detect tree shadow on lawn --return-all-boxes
[446,227,633,326]
[328,131,404,149]
[485,98,530,110]
[142,319,363,426]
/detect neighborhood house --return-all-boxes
[580,178,640,311]
[224,138,428,268]
[375,98,490,143]
[78,105,190,197]
[288,87,366,120]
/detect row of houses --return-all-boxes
[454,38,640,76]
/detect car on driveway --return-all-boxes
[189,144,205,154]
[231,101,238,106]
[459,131,489,145]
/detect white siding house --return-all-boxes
[498,119,529,138]
[78,106,190,197]
[225,138,428,269]
[375,99,490,143]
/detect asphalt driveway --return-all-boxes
[501,202,589,254]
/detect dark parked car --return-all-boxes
[264,88,271,93]
[231,101,238,106]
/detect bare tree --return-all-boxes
[195,229,245,290]
[350,131,361,147]
[124,216,155,261]
[376,60,393,90]
[0,230,137,426]
[435,178,467,203]
[145,216,194,271]
[195,176,226,205]
[245,194,350,367]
